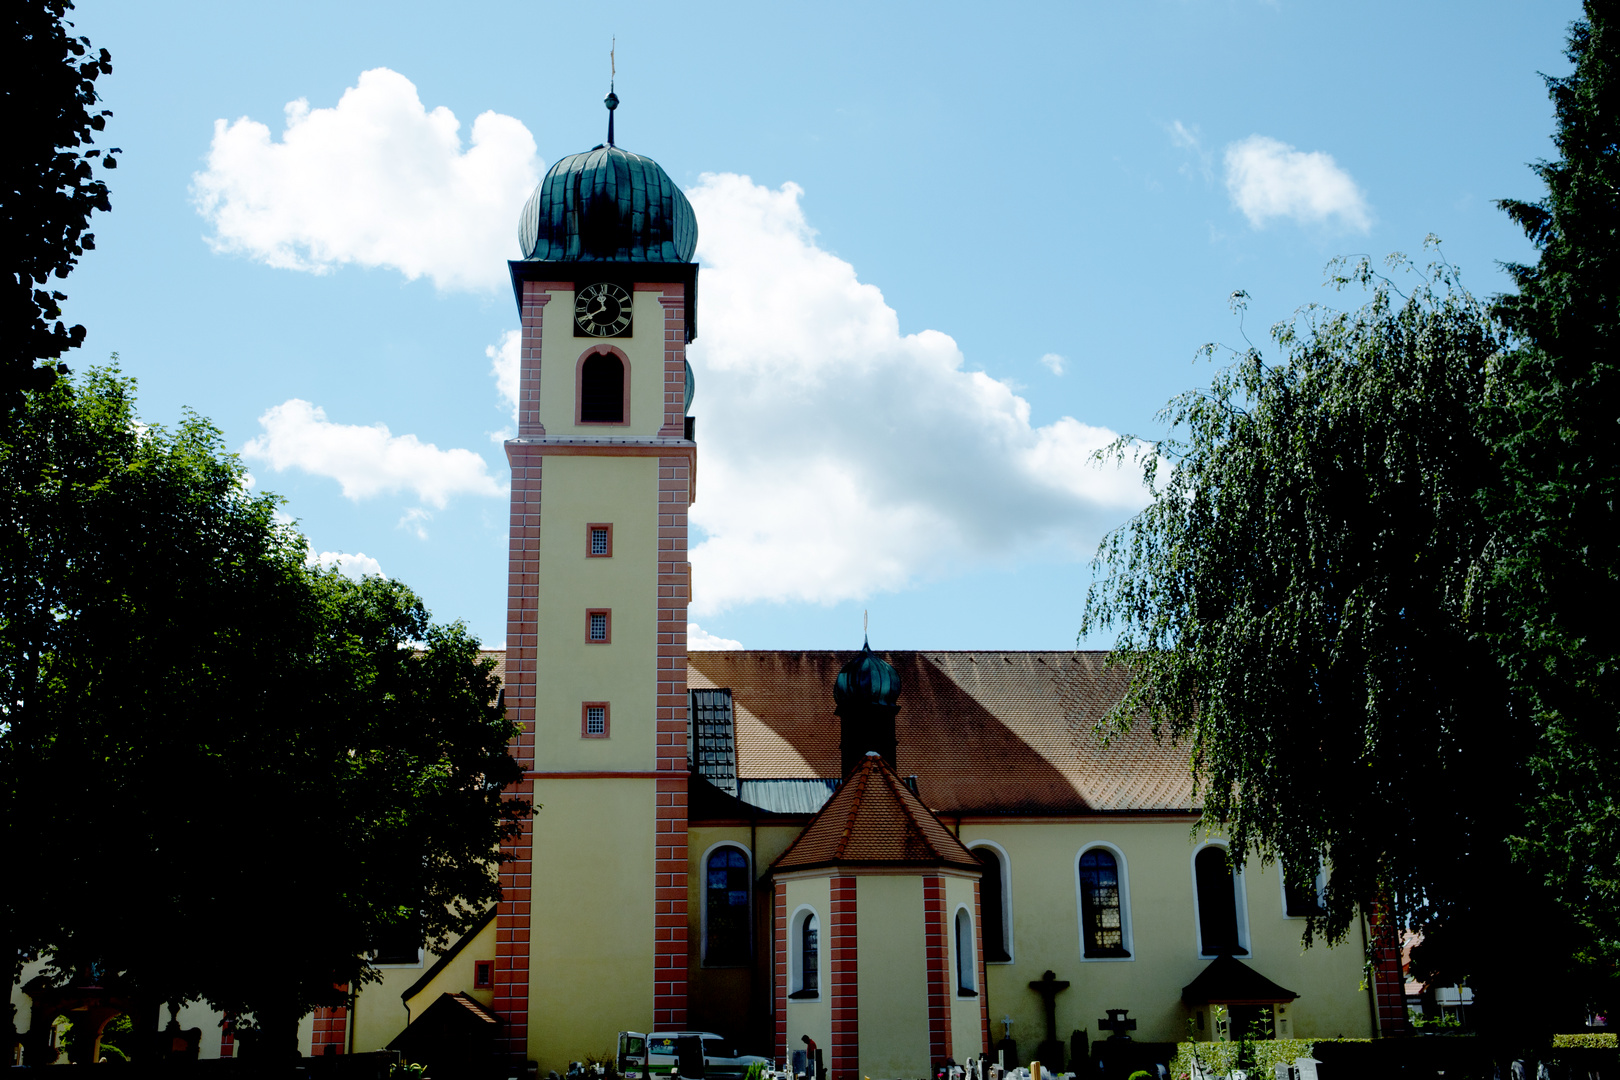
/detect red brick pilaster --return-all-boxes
[830,877,858,1080]
[496,436,543,1060]
[1368,902,1408,1036]
[311,991,348,1056]
[924,876,950,1066]
[774,885,789,1062]
[218,1019,234,1059]
[974,878,990,1059]
[658,289,689,439]
[653,446,692,1029]
[518,283,560,436]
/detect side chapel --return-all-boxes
[10,92,1408,1075]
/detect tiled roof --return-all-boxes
[689,651,1195,815]
[771,754,982,873]
[1181,954,1299,1004]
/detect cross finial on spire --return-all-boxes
[604,37,619,146]
[863,609,869,647]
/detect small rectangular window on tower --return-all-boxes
[587,523,613,557]
[586,608,611,643]
[582,702,610,738]
[474,961,493,989]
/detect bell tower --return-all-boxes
[495,89,698,1070]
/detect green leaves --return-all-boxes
[1,367,526,1051]
[1082,252,1520,969]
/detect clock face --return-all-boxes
[574,282,633,338]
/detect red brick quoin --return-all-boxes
[924,876,951,1067]
[830,877,858,1080]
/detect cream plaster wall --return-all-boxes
[688,826,754,1037]
[945,872,987,1063]
[855,874,929,1079]
[527,778,658,1072]
[398,916,498,1012]
[352,960,434,1053]
[960,821,1373,1052]
[538,289,670,438]
[533,454,660,772]
[781,876,831,1057]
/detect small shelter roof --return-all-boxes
[1181,954,1299,1005]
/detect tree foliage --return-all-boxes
[1490,0,1620,1004]
[2,368,526,1058]
[1080,252,1586,1027]
[2,0,117,411]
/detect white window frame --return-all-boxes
[965,839,1015,964]
[1074,841,1135,963]
[1190,841,1251,958]
[699,841,752,968]
[1278,858,1328,919]
[953,904,978,995]
[788,905,820,1000]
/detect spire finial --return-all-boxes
[604,38,619,147]
[863,609,869,648]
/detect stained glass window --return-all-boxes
[704,847,750,966]
[1079,849,1129,958]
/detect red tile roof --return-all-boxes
[480,649,1194,815]
[689,651,1195,815]
[771,753,982,873]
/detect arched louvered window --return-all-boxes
[954,907,977,994]
[973,845,1012,962]
[580,352,625,423]
[703,846,750,966]
[1079,848,1131,958]
[1195,845,1248,956]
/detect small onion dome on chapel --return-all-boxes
[517,87,697,263]
[834,638,901,710]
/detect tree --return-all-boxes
[1491,0,1620,1007]
[1079,252,1588,1035]
[2,368,526,1060]
[2,0,118,412]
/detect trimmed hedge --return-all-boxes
[1552,1033,1617,1048]
[1172,1040,1321,1078]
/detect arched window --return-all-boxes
[703,846,750,966]
[790,907,819,998]
[972,845,1012,962]
[580,352,625,423]
[954,907,977,994]
[1195,845,1248,956]
[1078,848,1131,958]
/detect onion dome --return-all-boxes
[834,639,901,709]
[517,89,697,263]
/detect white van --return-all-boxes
[617,1031,770,1080]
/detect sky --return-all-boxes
[62,0,1579,652]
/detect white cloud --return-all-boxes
[243,399,504,509]
[1040,353,1066,376]
[1223,135,1370,231]
[308,548,386,580]
[1169,119,1215,182]
[683,174,1149,615]
[488,329,521,430]
[192,68,540,292]
[688,623,744,650]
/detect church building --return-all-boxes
[11,94,1408,1075]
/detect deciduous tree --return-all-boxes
[2,368,526,1060]
[2,0,118,411]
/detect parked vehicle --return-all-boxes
[618,1031,770,1080]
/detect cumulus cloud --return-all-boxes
[688,623,745,650]
[243,399,504,509]
[487,328,521,432]
[308,548,386,580]
[1040,353,1066,376]
[683,174,1149,615]
[1223,135,1370,231]
[192,68,540,291]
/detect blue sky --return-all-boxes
[65,0,1577,651]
